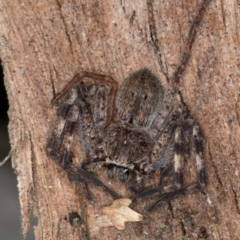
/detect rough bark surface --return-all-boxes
[0,0,240,239]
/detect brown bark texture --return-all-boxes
[1,0,240,239]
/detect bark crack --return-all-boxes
[55,0,74,56]
[50,66,57,100]
[146,0,167,78]
[171,0,212,87]
[119,0,126,13]
[208,143,223,187]
[230,183,240,215]
[220,0,226,29]
[235,96,240,127]
[29,132,39,208]
[180,220,187,236]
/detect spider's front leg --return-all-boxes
[52,71,118,126]
[47,71,121,199]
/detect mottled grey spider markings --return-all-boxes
[46,68,206,210]
[47,72,121,198]
[47,0,211,210]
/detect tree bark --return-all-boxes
[1,0,240,239]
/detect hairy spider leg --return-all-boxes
[135,121,206,211]
[145,183,201,211]
[173,126,185,187]
[144,0,212,193]
[52,71,118,126]
[47,79,120,198]
[47,87,78,164]
[193,123,207,186]
[133,124,186,201]
[137,0,212,210]
[47,72,121,199]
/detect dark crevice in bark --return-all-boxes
[50,67,57,100]
[231,183,240,215]
[171,0,212,87]
[119,0,126,13]
[130,10,136,25]
[180,220,187,236]
[146,0,167,79]
[208,144,223,187]
[55,0,74,56]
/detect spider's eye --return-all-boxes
[119,168,130,182]
[107,164,115,171]
[122,169,129,175]
[128,116,134,124]
[144,94,148,100]
[107,164,117,179]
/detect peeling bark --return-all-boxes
[1,0,240,239]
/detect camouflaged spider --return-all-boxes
[47,68,206,210]
[47,0,210,211]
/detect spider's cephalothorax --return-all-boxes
[47,68,206,210]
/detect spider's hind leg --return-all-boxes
[193,123,207,186]
[173,126,185,188]
[134,125,186,201]
[135,122,207,211]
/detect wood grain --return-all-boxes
[1,0,240,239]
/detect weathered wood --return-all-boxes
[1,0,240,239]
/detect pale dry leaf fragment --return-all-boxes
[96,198,143,230]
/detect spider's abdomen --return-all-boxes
[116,69,164,128]
[105,123,154,172]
